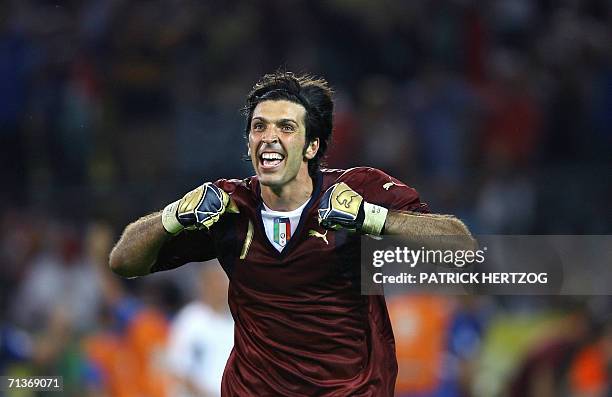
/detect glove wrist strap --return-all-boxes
[162,200,184,235]
[362,202,388,236]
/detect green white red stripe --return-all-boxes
[273,217,291,247]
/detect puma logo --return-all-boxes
[383,180,405,191]
[336,189,359,209]
[308,229,329,245]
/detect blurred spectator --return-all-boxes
[389,295,490,397]
[478,49,543,167]
[166,263,234,397]
[358,75,417,181]
[474,162,536,234]
[471,303,575,397]
[508,303,592,397]
[568,317,612,397]
[443,296,490,397]
[388,295,452,396]
[402,63,478,184]
[83,305,170,397]
[79,221,171,397]
[11,221,102,332]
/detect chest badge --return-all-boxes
[308,229,329,245]
[274,217,291,247]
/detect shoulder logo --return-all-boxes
[336,189,359,209]
[383,180,406,191]
[308,229,329,245]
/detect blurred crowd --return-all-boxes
[1,0,611,396]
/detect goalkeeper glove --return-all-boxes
[162,183,231,234]
[318,182,388,236]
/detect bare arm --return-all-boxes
[109,212,170,278]
[383,210,477,250]
[384,211,471,236]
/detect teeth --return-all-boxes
[261,153,284,160]
[263,159,282,167]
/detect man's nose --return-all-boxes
[261,126,279,143]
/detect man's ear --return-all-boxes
[304,138,320,160]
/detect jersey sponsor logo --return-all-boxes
[273,217,291,247]
[308,229,329,245]
[383,180,406,190]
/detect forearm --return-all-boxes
[383,210,476,250]
[384,210,470,236]
[109,212,170,278]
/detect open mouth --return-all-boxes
[259,152,286,169]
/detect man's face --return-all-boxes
[248,100,317,187]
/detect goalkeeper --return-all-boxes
[110,71,474,396]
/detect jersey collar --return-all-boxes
[252,170,323,258]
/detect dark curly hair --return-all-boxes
[243,71,334,177]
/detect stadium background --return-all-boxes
[1,1,611,396]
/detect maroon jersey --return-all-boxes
[153,167,428,396]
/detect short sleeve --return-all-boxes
[348,168,430,213]
[150,230,217,273]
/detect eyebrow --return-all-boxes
[251,117,298,126]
